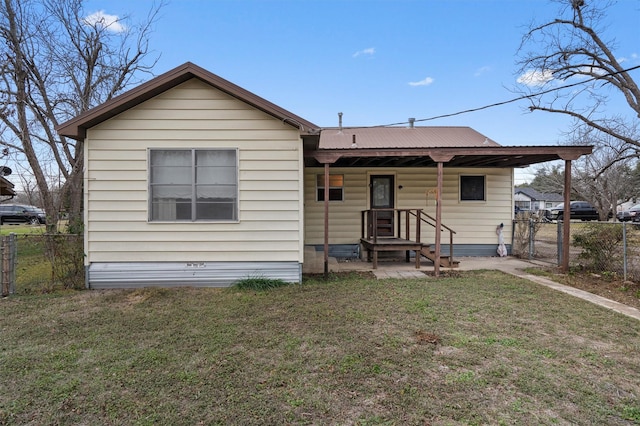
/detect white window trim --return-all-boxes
[148,148,239,222]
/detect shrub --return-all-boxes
[572,223,623,272]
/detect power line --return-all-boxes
[374,64,640,128]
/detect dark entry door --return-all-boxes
[370,175,395,237]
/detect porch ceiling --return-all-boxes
[304,146,593,168]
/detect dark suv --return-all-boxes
[0,204,46,225]
[545,201,599,221]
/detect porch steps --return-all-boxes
[420,246,460,268]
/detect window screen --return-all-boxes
[149,149,238,221]
[460,175,485,201]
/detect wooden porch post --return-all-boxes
[562,159,572,273]
[323,163,330,279]
[428,153,453,278]
[434,162,443,277]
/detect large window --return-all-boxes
[149,149,238,221]
[316,174,344,201]
[460,175,485,201]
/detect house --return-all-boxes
[57,62,592,288]
[514,187,564,211]
[0,177,15,198]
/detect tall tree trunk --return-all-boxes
[65,148,84,234]
[0,0,161,234]
[3,0,58,231]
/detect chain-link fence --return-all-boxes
[1,233,17,295]
[8,233,84,294]
[513,215,640,281]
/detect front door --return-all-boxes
[370,175,395,237]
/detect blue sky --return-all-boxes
[86,0,639,183]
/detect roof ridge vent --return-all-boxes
[408,118,415,128]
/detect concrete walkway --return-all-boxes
[476,257,640,321]
[303,250,640,321]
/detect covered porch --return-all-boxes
[303,126,593,278]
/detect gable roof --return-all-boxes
[56,62,320,140]
[515,187,564,202]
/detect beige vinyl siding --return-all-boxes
[304,169,368,245]
[84,78,304,264]
[304,167,513,246]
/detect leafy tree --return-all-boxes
[0,0,162,232]
[516,0,640,170]
[572,153,634,221]
[569,128,639,220]
[531,143,638,221]
[529,164,565,194]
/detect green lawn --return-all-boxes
[0,222,46,236]
[0,224,50,294]
[1,271,639,425]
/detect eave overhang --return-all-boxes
[305,145,593,168]
[56,62,319,141]
[0,176,15,196]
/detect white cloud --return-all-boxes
[474,66,491,77]
[619,53,639,63]
[352,47,375,58]
[579,65,607,76]
[517,69,554,87]
[83,10,126,33]
[408,76,434,87]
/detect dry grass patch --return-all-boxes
[1,271,639,425]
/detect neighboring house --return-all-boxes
[0,177,15,198]
[0,166,16,199]
[514,187,564,211]
[0,180,15,205]
[57,62,592,289]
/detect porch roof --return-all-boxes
[305,126,593,168]
[0,176,15,197]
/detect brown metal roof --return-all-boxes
[56,62,320,140]
[305,126,592,168]
[56,62,593,170]
[319,126,501,149]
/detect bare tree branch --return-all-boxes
[0,0,163,231]
[516,0,640,175]
[529,104,640,149]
